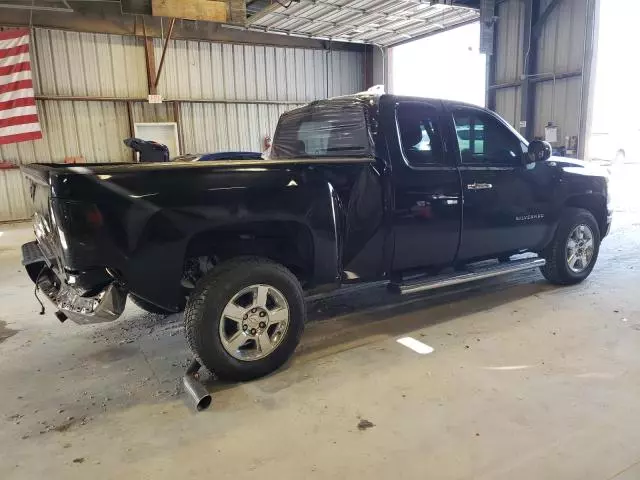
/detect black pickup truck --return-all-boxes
[21,94,612,381]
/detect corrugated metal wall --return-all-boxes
[493,0,524,129]
[372,46,388,88]
[0,28,365,221]
[0,100,131,166]
[0,170,30,223]
[495,85,522,129]
[533,0,588,140]
[31,30,148,98]
[180,103,302,154]
[154,40,361,102]
[492,0,592,143]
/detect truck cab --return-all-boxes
[385,96,555,270]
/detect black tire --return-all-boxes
[540,208,601,285]
[129,294,172,315]
[184,257,305,381]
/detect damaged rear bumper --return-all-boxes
[22,241,126,324]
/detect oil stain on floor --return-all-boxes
[0,320,18,343]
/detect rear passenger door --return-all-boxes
[448,105,554,261]
[387,100,462,271]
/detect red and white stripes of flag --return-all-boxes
[0,29,42,146]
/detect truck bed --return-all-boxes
[20,155,379,313]
[22,157,373,176]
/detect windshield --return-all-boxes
[270,103,372,159]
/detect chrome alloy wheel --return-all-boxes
[219,284,290,361]
[566,224,595,273]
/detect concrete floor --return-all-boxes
[1,164,639,480]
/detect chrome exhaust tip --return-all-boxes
[183,360,212,411]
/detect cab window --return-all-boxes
[271,104,372,159]
[396,104,445,166]
[453,108,524,165]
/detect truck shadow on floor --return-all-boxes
[102,270,555,349]
[204,272,558,394]
[301,278,554,358]
[4,274,560,443]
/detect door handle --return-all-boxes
[467,183,493,190]
[428,194,459,205]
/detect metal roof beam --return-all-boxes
[259,1,467,39]
[246,0,281,24]
[299,0,449,23]
[224,22,370,43]
[372,8,476,44]
[254,9,401,35]
[247,0,480,45]
[385,14,478,47]
[0,1,73,12]
[269,1,419,37]
[257,0,473,26]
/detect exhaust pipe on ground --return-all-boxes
[182,359,212,411]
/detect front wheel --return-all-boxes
[540,208,601,285]
[184,257,305,381]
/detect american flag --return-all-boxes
[0,29,42,146]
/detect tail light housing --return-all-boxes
[54,200,104,238]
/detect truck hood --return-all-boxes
[546,156,587,167]
[546,156,609,177]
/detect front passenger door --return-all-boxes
[450,106,554,261]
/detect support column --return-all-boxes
[363,44,374,90]
[519,0,535,140]
[579,0,600,159]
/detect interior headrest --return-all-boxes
[400,120,423,148]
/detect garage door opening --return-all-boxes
[588,0,640,165]
[390,22,486,107]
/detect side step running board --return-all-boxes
[389,258,546,295]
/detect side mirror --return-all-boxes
[526,140,552,163]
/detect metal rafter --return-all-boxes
[0,1,73,12]
[255,9,404,36]
[365,8,475,43]
[293,1,438,37]
[251,0,477,45]
[260,1,454,31]
[386,14,479,47]
[245,0,479,46]
[270,0,460,24]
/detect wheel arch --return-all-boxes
[184,220,316,286]
[564,194,608,236]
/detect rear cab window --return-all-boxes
[396,103,446,167]
[270,102,373,159]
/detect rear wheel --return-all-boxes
[540,208,601,285]
[184,257,305,381]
